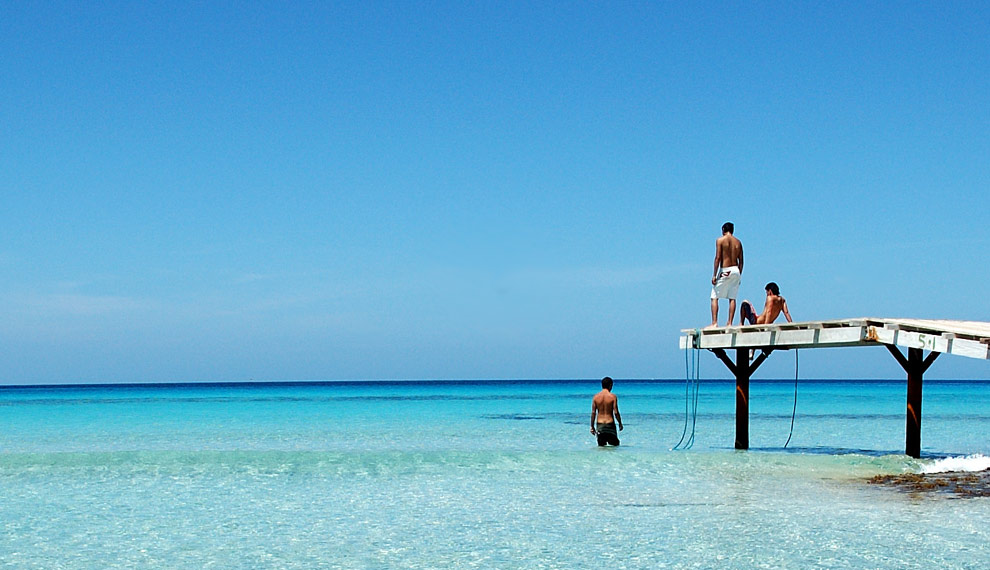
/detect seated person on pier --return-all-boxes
[740,282,792,325]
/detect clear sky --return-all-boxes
[2,2,988,384]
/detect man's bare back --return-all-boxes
[714,233,743,277]
[741,282,793,325]
[592,390,618,425]
[756,293,790,324]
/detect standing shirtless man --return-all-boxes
[590,377,623,446]
[710,222,744,327]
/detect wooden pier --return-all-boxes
[679,318,990,457]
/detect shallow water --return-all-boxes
[2,380,989,568]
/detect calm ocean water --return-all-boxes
[2,379,989,569]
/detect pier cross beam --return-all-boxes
[712,348,773,450]
[885,345,940,458]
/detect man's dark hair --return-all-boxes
[722,222,734,234]
[765,282,780,296]
[601,376,613,389]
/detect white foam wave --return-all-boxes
[921,454,990,474]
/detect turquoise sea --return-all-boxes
[2,378,989,569]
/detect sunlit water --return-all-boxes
[2,379,989,568]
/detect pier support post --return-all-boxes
[712,348,772,450]
[886,345,940,458]
[734,348,750,450]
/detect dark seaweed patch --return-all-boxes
[869,470,990,498]
[483,414,547,421]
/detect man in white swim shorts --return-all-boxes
[710,221,744,327]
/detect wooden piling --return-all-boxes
[711,347,771,451]
[887,345,939,458]
[734,348,750,450]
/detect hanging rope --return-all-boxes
[685,347,700,449]
[674,332,701,450]
[783,348,799,448]
[672,341,692,450]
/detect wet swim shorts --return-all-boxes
[596,422,620,446]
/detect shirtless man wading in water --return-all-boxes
[710,221,744,327]
[590,377,623,446]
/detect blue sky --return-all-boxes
[2,2,988,384]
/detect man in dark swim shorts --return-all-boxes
[594,421,620,446]
[590,377,623,446]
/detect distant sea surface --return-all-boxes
[2,379,989,568]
